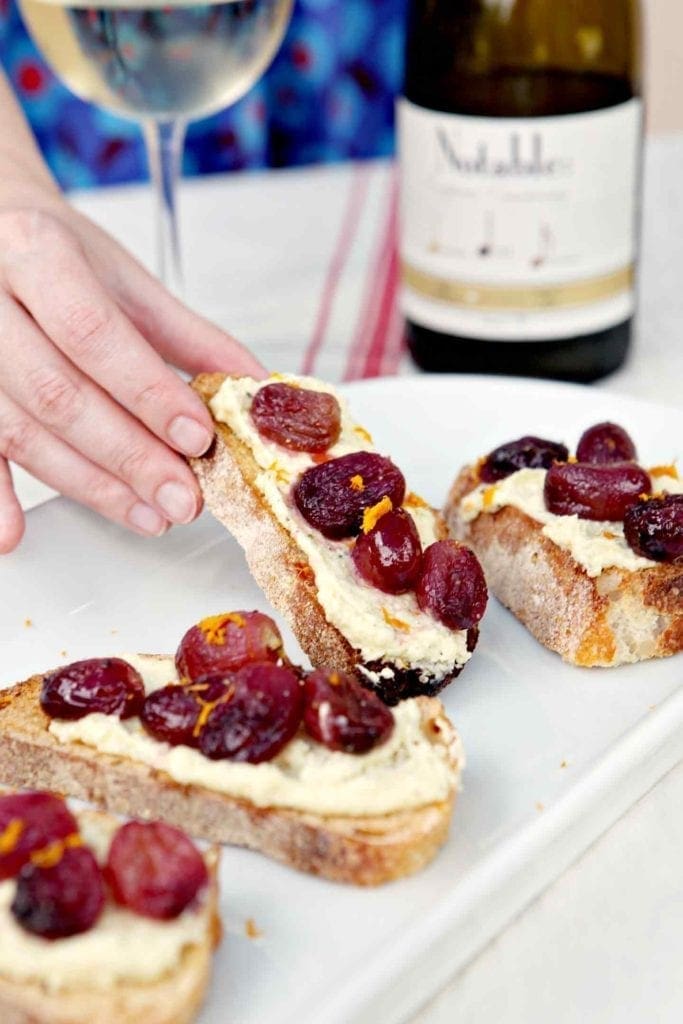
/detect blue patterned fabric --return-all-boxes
[0,0,407,189]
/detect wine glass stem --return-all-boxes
[142,119,187,296]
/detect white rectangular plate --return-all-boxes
[0,375,681,1024]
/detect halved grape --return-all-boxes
[352,508,422,594]
[576,422,637,464]
[198,662,303,763]
[105,821,208,921]
[303,669,394,753]
[294,452,406,539]
[416,541,488,630]
[176,611,284,682]
[251,383,341,452]
[623,494,683,562]
[140,679,229,747]
[40,658,145,721]
[12,846,105,939]
[544,462,651,521]
[480,435,569,482]
[0,793,78,881]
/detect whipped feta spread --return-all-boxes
[210,374,470,678]
[0,812,209,992]
[460,467,683,578]
[49,656,462,817]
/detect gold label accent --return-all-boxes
[402,262,634,312]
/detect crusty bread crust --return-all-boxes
[189,373,465,704]
[0,809,220,1024]
[445,467,683,667]
[0,668,458,886]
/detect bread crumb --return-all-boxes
[110,629,119,635]
[560,760,568,769]
[245,917,263,940]
[535,802,545,812]
[23,619,33,629]
[59,650,68,658]
[648,704,657,711]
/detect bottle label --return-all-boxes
[398,97,642,341]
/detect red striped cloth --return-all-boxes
[300,165,406,382]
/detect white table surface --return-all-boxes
[12,134,683,1023]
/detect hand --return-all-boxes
[0,195,265,553]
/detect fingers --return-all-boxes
[71,212,267,377]
[0,456,24,554]
[0,293,203,525]
[0,391,169,539]
[1,209,216,458]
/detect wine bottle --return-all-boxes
[399,0,643,382]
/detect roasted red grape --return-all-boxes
[198,662,303,763]
[576,422,637,464]
[544,463,651,521]
[416,541,488,630]
[105,821,208,920]
[294,452,406,539]
[0,793,78,881]
[480,435,569,482]
[176,611,284,682]
[40,658,145,721]
[12,846,105,939]
[140,679,229,747]
[251,383,341,453]
[352,508,422,594]
[623,494,683,562]
[303,669,394,753]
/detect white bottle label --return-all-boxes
[398,97,642,341]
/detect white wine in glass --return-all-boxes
[19,0,293,290]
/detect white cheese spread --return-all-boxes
[0,811,209,992]
[460,467,683,578]
[209,374,470,677]
[49,655,462,817]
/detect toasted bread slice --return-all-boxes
[0,662,461,886]
[445,466,682,667]
[189,373,475,704]
[0,804,220,1024]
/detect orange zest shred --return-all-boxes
[602,530,617,540]
[482,485,498,509]
[328,671,341,686]
[30,833,82,869]
[349,474,365,492]
[567,455,578,464]
[362,496,393,534]
[0,818,24,855]
[267,461,291,486]
[638,492,651,502]
[354,425,373,444]
[382,608,410,632]
[649,463,679,480]
[193,684,235,738]
[404,491,429,509]
[200,612,245,646]
[294,561,315,584]
[245,917,263,939]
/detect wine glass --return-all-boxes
[18,0,293,294]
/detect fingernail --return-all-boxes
[155,481,197,524]
[128,502,167,536]
[168,416,213,457]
